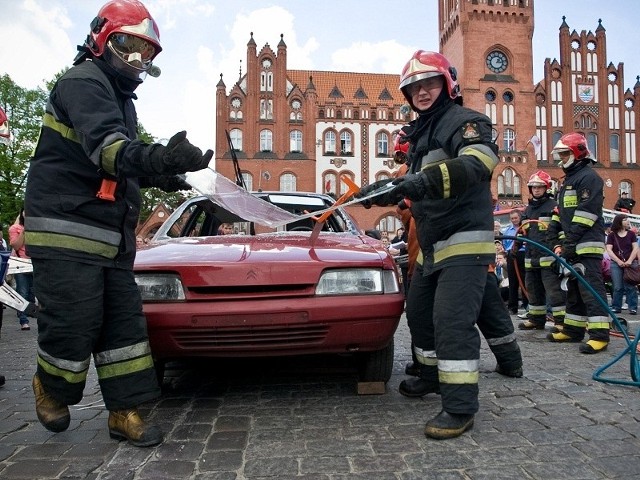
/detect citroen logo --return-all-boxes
[246,269,258,281]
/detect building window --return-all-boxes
[324,130,336,154]
[323,172,337,195]
[619,181,632,198]
[260,129,273,152]
[340,131,352,154]
[229,129,243,151]
[260,99,273,120]
[241,172,253,191]
[497,167,521,197]
[375,172,392,182]
[290,130,302,153]
[377,132,389,156]
[377,215,402,237]
[503,128,516,152]
[280,173,296,192]
[610,134,620,163]
[587,133,597,158]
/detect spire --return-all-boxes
[238,59,242,80]
[596,18,605,32]
[247,32,256,47]
[278,33,286,48]
[560,15,569,30]
[216,73,225,88]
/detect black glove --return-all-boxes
[561,242,579,263]
[391,173,427,202]
[145,131,213,175]
[155,175,192,192]
[355,179,396,209]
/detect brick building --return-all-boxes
[214,0,640,233]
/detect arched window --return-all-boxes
[280,173,296,192]
[377,132,389,156]
[340,131,352,154]
[377,215,402,236]
[260,99,273,120]
[229,129,243,151]
[375,172,392,182]
[323,171,338,195]
[324,131,336,154]
[619,180,633,198]
[586,133,597,158]
[289,130,302,152]
[241,172,253,191]
[260,129,273,152]
[552,130,563,148]
[497,167,521,197]
[610,134,620,163]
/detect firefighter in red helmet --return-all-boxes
[546,133,609,353]
[25,0,212,447]
[358,51,522,439]
[517,171,566,332]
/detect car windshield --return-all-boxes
[154,193,358,240]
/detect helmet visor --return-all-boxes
[108,33,156,70]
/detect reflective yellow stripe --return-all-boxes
[564,314,587,328]
[26,231,118,258]
[528,305,547,316]
[573,216,595,227]
[434,241,494,264]
[440,163,450,199]
[96,354,154,380]
[42,112,81,143]
[459,144,499,172]
[439,370,479,384]
[414,347,438,366]
[101,139,125,176]
[416,250,423,265]
[588,322,610,330]
[485,332,516,346]
[37,355,88,384]
[438,359,478,384]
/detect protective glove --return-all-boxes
[355,179,398,209]
[561,242,579,264]
[145,131,213,175]
[391,173,427,202]
[152,175,192,192]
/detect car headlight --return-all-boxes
[315,268,400,295]
[135,273,185,301]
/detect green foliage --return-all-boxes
[0,74,47,229]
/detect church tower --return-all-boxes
[439,0,537,208]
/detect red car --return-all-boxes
[133,192,404,383]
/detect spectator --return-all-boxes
[218,223,234,235]
[605,214,638,315]
[502,209,528,315]
[8,209,34,331]
[614,191,636,214]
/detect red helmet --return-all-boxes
[527,170,552,189]
[400,51,461,110]
[0,106,9,142]
[551,132,590,169]
[393,128,409,164]
[86,0,162,80]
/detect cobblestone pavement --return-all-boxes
[0,310,639,480]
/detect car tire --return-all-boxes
[154,360,166,387]
[358,339,394,383]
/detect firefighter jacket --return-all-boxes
[521,195,557,268]
[547,160,605,258]
[25,58,165,269]
[405,102,499,274]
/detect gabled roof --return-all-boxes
[288,70,404,104]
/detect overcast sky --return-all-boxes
[1,0,638,153]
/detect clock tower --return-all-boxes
[439,0,537,208]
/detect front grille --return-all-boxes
[172,324,330,351]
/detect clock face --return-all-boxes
[231,98,241,108]
[291,100,301,110]
[486,51,508,74]
[262,58,272,69]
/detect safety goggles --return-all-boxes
[405,76,444,96]
[108,33,156,68]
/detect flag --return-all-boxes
[529,135,542,156]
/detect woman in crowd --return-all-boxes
[605,214,639,315]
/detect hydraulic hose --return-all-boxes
[498,235,640,387]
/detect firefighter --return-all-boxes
[24,0,212,447]
[518,171,566,331]
[546,133,609,353]
[359,51,518,439]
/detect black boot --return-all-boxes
[404,362,420,377]
[399,377,440,397]
[424,410,474,439]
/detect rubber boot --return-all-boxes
[32,374,70,432]
[399,364,440,398]
[579,340,608,354]
[518,319,545,330]
[424,410,475,439]
[546,331,581,343]
[108,409,163,447]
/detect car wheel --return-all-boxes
[154,360,166,387]
[358,339,394,383]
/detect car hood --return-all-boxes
[134,233,391,287]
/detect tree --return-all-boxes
[0,74,47,228]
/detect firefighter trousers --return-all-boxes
[32,259,160,410]
[406,264,484,415]
[525,267,566,327]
